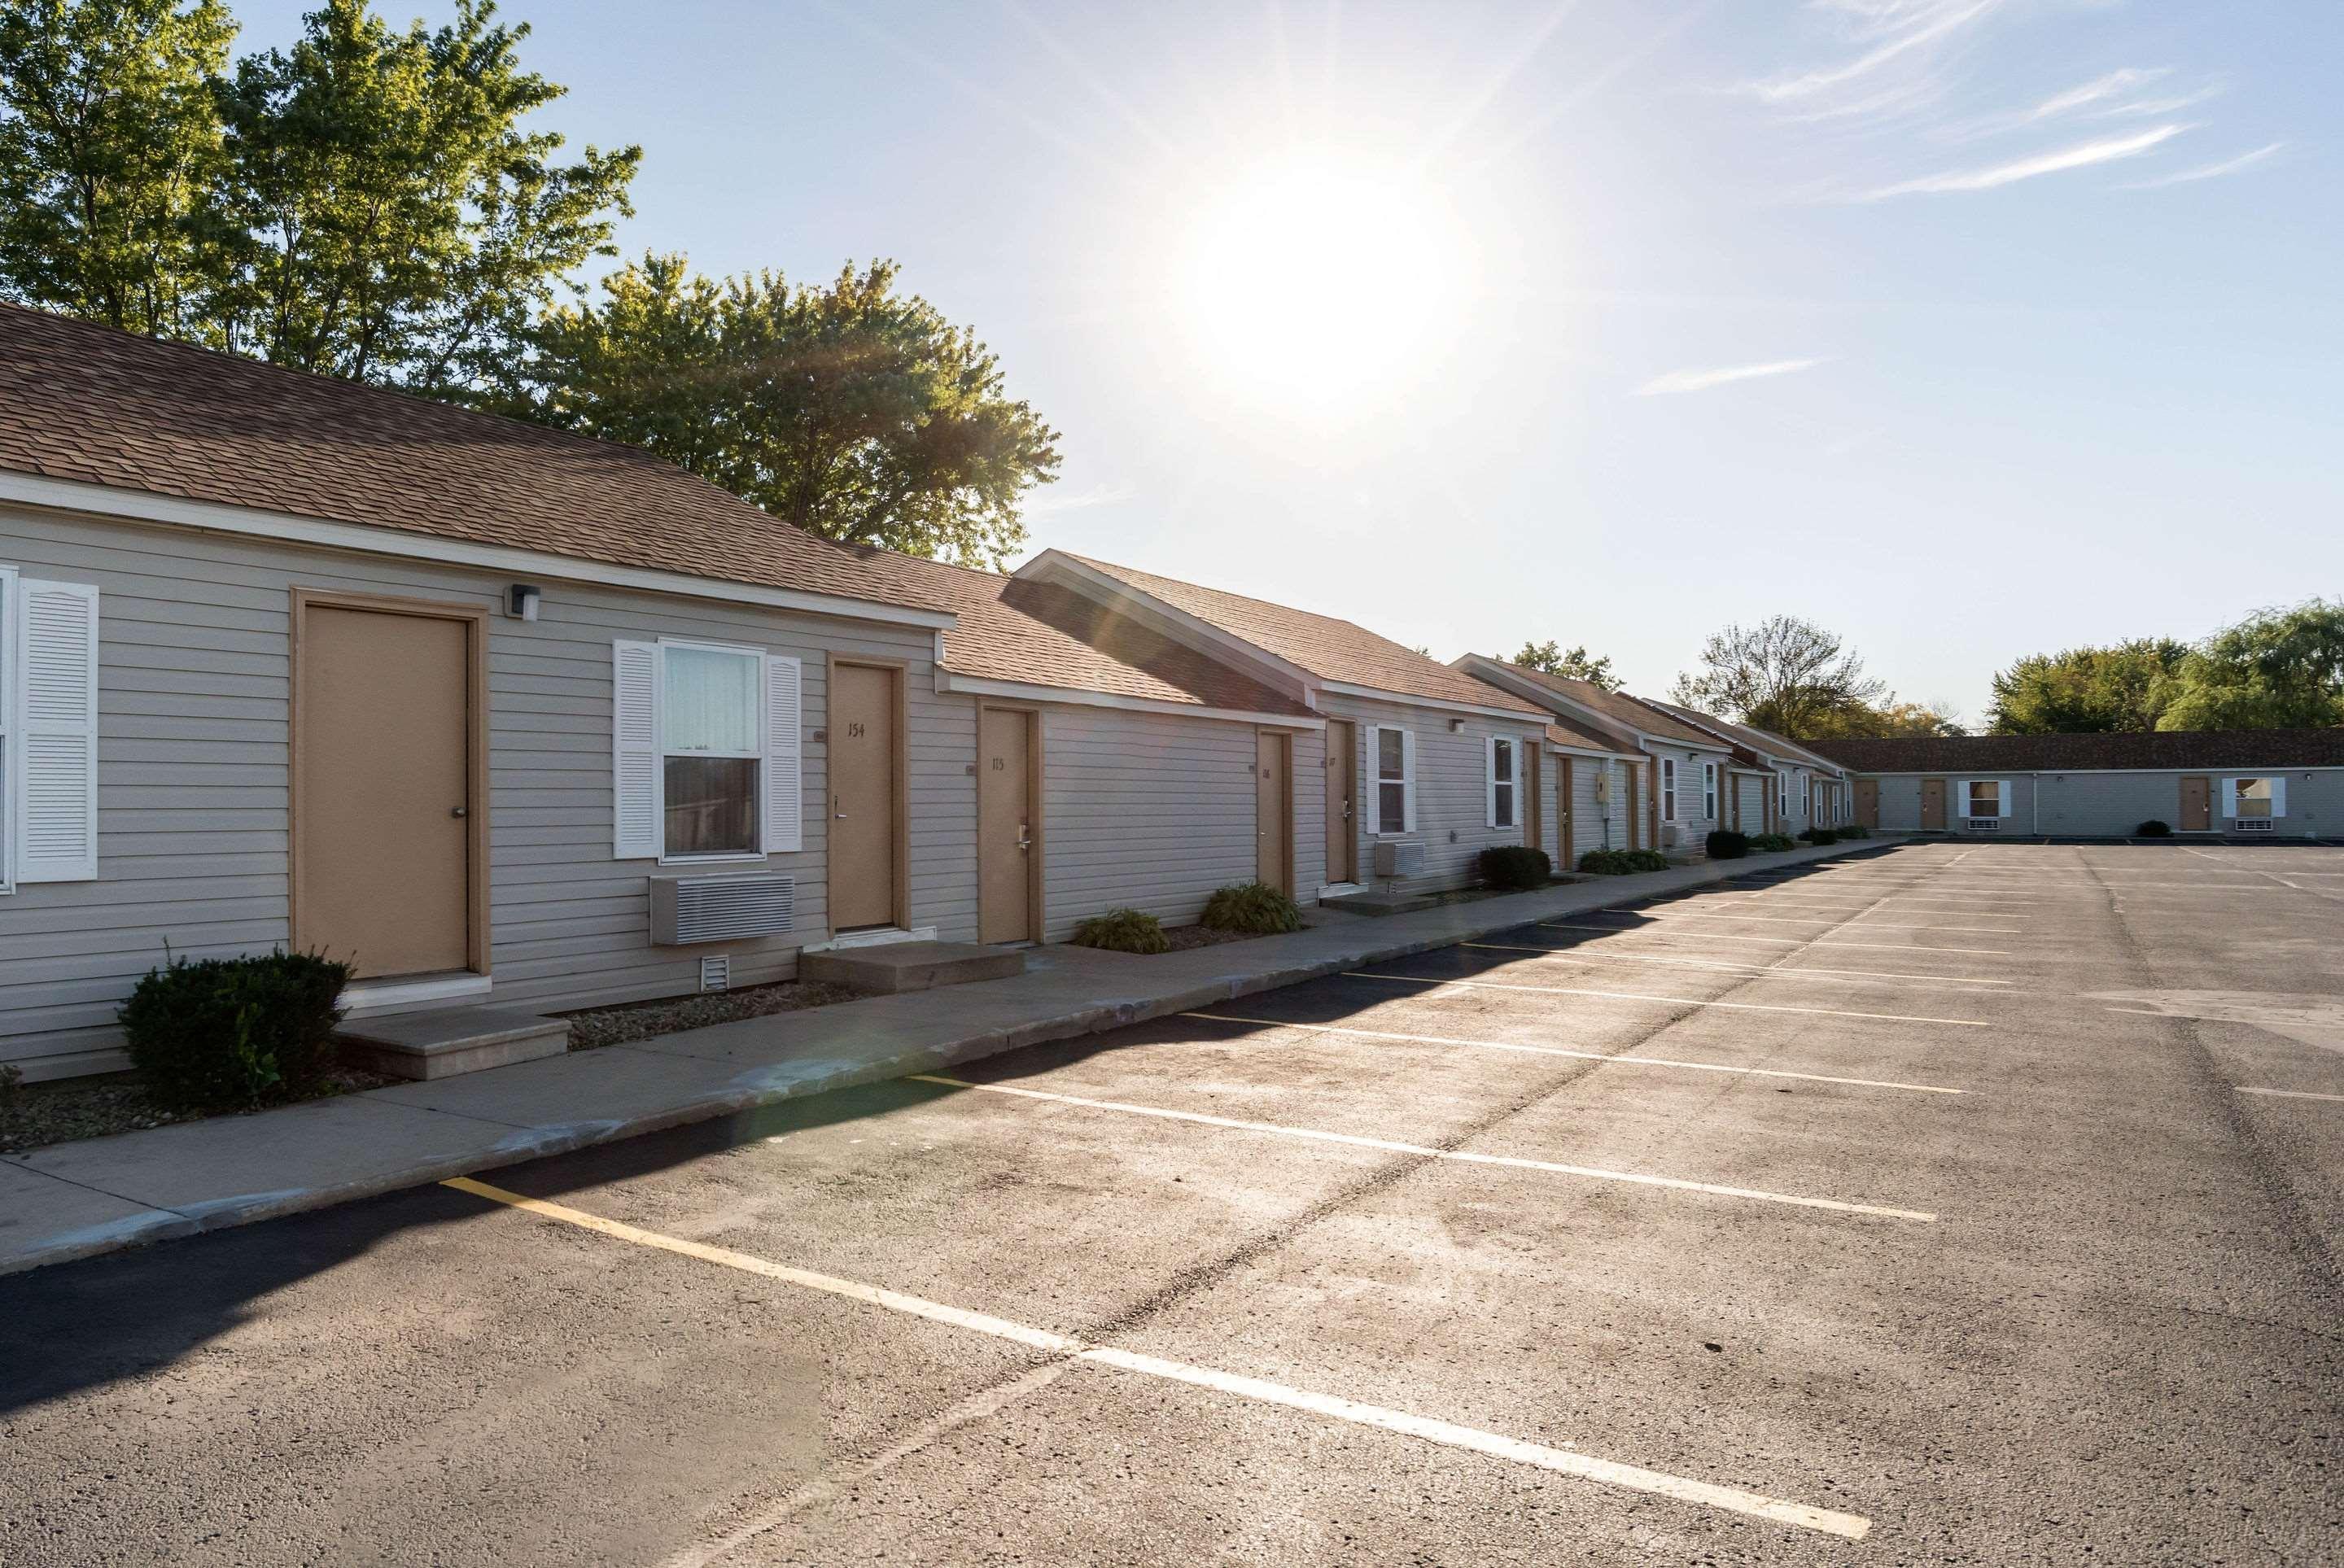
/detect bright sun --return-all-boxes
[1175,146,1476,413]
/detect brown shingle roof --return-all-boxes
[1475,661,1726,749]
[1051,555,1545,715]
[1813,731,2344,774]
[0,303,956,614]
[1645,701,1846,774]
[863,553,1309,715]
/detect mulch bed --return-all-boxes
[1157,924,1278,952]
[0,1064,400,1157]
[557,979,859,1050]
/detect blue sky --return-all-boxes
[241,1,2342,723]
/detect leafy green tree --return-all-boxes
[1986,639,2187,734]
[506,253,1060,565]
[1804,697,1967,739]
[0,0,235,337]
[2157,600,2344,731]
[1512,639,1619,690]
[205,0,638,388]
[1670,615,1887,740]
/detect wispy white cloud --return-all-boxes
[2025,67,2170,123]
[2119,141,2286,190]
[1861,122,2189,197]
[1021,481,1138,517]
[1634,358,1826,396]
[1747,0,1996,107]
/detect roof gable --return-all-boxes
[1465,659,1726,749]
[1029,553,1545,715]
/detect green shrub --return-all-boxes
[1577,848,1669,876]
[1834,823,1870,839]
[1479,845,1553,890]
[1705,830,1749,859]
[1747,832,1795,853]
[1799,827,1840,845]
[2136,819,2172,837]
[1069,907,1171,954]
[1201,881,1304,935]
[119,949,352,1112]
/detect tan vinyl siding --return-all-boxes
[1325,692,1542,894]
[1031,706,1321,942]
[0,504,971,1079]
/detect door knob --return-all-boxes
[451,806,468,819]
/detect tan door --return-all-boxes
[1323,719,1356,884]
[1558,757,1575,867]
[978,707,1034,942]
[1920,776,1948,830]
[1523,746,1544,854]
[1855,777,1879,828]
[830,663,899,929]
[296,603,474,978]
[1256,730,1292,893]
[2179,775,2211,832]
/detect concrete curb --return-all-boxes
[0,841,1898,1278]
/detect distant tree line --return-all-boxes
[0,0,1057,564]
[1984,600,2344,734]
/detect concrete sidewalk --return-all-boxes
[0,841,1891,1276]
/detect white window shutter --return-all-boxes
[2219,778,2235,819]
[15,579,100,883]
[1997,780,2014,819]
[763,654,803,853]
[1400,728,1418,833]
[2271,777,2288,818]
[612,640,661,859]
[1485,735,1498,828]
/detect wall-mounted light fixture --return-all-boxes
[505,583,541,622]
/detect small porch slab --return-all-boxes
[337,1006,571,1081]
[800,940,1026,995]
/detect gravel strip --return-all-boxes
[0,1065,401,1156]
[558,981,859,1050]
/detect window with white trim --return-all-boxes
[1966,779,2002,819]
[1701,761,1717,822]
[1777,770,1791,820]
[0,568,102,893]
[613,639,802,862]
[1660,758,1677,823]
[2225,776,2285,819]
[1487,736,1516,829]
[1371,725,1415,834]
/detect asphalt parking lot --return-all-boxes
[4,842,2342,1566]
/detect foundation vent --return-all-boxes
[650,873,795,945]
[700,954,731,991]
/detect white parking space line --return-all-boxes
[442,1177,1874,1543]
[1178,1011,1969,1094]
[908,1075,1939,1223]
[1614,912,2023,934]
[1539,921,2012,956]
[1462,942,2016,992]
[2234,1086,2344,1104]
[1342,971,1991,1028]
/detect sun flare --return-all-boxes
[1175,146,1476,412]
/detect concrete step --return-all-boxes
[800,940,1026,995]
[338,1006,571,1081]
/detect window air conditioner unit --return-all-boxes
[1373,841,1426,879]
[650,873,796,944]
[1966,819,2001,832]
[1661,824,1681,848]
[2232,818,2276,833]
